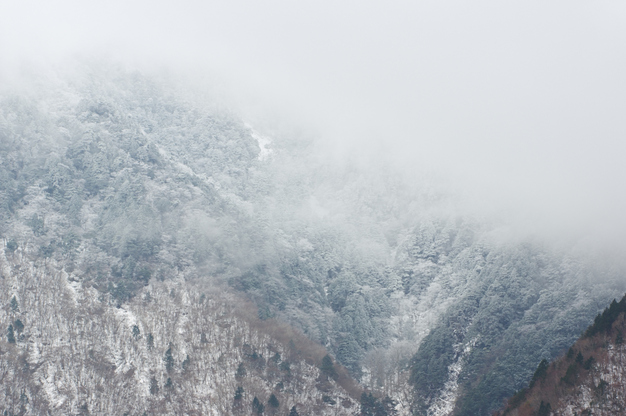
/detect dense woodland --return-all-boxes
[1,63,625,415]
[497,294,626,415]
[0,247,360,414]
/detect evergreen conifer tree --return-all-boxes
[149,377,159,395]
[7,324,16,344]
[537,401,551,416]
[268,393,279,408]
[234,386,244,401]
[279,361,291,375]
[13,319,24,334]
[236,362,246,378]
[575,351,584,365]
[289,406,299,416]
[252,396,265,414]
[132,325,140,339]
[530,359,549,387]
[164,346,175,372]
[6,240,17,254]
[382,395,398,415]
[360,392,389,416]
[320,354,337,379]
[360,392,376,416]
[10,296,19,312]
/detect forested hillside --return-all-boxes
[1,62,625,415]
[497,294,626,416]
[0,247,360,415]
[404,234,624,416]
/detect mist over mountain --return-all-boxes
[2,1,626,238]
[0,62,624,415]
[1,2,626,415]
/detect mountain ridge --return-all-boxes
[2,62,626,415]
[497,294,626,416]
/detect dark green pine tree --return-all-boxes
[537,401,551,416]
[575,351,584,365]
[530,359,549,387]
[13,319,24,334]
[268,393,279,408]
[320,354,337,379]
[182,354,190,372]
[7,324,16,344]
[236,362,247,378]
[10,296,19,312]
[164,346,175,372]
[360,392,388,416]
[279,361,291,375]
[252,396,265,414]
[147,333,154,350]
[149,377,159,395]
[6,240,18,254]
[360,392,377,416]
[132,325,140,340]
[382,396,398,415]
[289,406,299,416]
[234,386,244,401]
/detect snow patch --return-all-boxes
[428,337,478,416]
[247,125,273,160]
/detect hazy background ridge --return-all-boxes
[1,0,626,244]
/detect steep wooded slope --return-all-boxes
[498,295,626,416]
[1,62,625,415]
[0,249,359,415]
[391,223,625,416]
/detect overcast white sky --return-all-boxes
[1,0,626,240]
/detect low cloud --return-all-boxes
[2,0,626,244]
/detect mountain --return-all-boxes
[497,294,626,416]
[1,61,625,415]
[0,247,360,415]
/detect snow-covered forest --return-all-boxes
[0,245,361,415]
[1,64,625,415]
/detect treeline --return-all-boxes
[4,63,626,416]
[584,294,626,338]
[0,249,362,415]
[497,293,626,416]
[407,239,625,416]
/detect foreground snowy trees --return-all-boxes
[0,247,359,415]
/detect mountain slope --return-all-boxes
[1,62,626,415]
[497,294,626,416]
[0,248,360,415]
[403,232,625,416]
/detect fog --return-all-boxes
[2,0,626,242]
